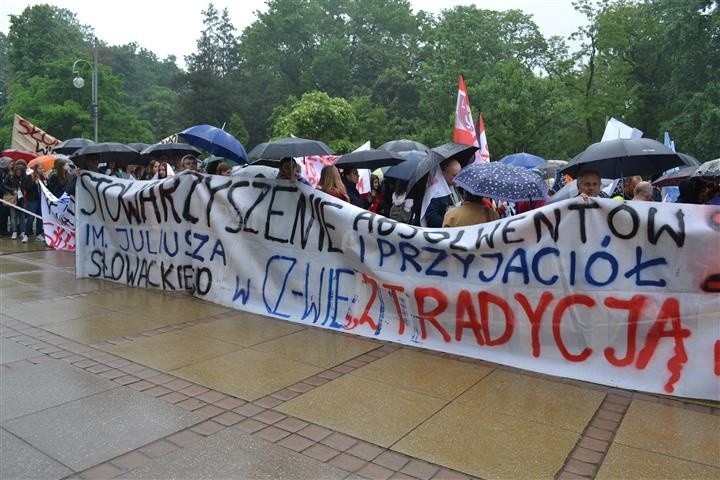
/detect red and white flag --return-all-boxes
[453,75,487,164]
[476,113,490,163]
[453,75,477,146]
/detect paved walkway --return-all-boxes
[1,237,718,479]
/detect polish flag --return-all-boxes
[476,113,490,163]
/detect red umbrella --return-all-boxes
[1,149,37,162]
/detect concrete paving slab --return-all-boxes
[597,443,720,479]
[120,427,347,479]
[3,387,204,471]
[393,400,579,479]
[1,428,72,480]
[615,400,720,467]
[0,358,117,422]
[278,374,446,447]
[0,338,42,364]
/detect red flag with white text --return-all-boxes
[454,75,488,164]
[453,75,478,148]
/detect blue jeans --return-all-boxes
[24,199,42,235]
[9,202,24,234]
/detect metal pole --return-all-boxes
[92,37,99,142]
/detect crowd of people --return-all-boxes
[0,153,207,241]
[310,159,720,229]
[1,150,718,241]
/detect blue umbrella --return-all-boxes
[454,162,548,202]
[499,152,545,169]
[179,124,248,164]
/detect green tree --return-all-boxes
[412,5,551,148]
[0,5,155,144]
[186,3,240,76]
[271,91,357,152]
[4,5,90,80]
[178,3,244,130]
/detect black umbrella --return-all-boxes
[248,157,283,167]
[561,138,686,178]
[248,137,334,159]
[431,142,479,166]
[383,150,427,181]
[454,162,548,203]
[378,139,430,154]
[652,166,699,188]
[334,149,405,170]
[406,151,448,193]
[71,142,142,168]
[406,144,478,193]
[141,143,202,158]
[127,142,150,152]
[53,138,95,155]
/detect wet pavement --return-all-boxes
[1,236,718,479]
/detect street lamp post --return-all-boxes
[72,38,99,142]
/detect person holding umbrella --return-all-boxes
[577,169,610,201]
[422,158,462,228]
[340,167,364,208]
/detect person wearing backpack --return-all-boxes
[388,179,414,224]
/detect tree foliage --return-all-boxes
[271,91,357,152]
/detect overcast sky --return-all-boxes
[1,0,586,68]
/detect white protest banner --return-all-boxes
[75,172,720,400]
[39,181,76,250]
[11,114,61,155]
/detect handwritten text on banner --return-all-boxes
[75,171,720,400]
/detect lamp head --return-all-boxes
[73,75,85,89]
